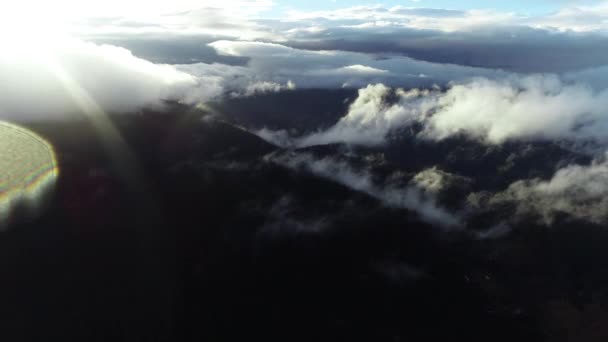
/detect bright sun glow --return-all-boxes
[0,0,274,49]
[0,2,70,54]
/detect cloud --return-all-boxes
[412,167,463,194]
[0,38,221,121]
[530,3,608,32]
[420,75,608,145]
[259,195,329,235]
[475,222,511,240]
[477,156,608,225]
[336,65,388,74]
[41,2,608,74]
[243,80,296,97]
[286,25,608,73]
[271,74,608,149]
[296,84,424,147]
[255,128,293,148]
[284,3,608,34]
[286,6,518,32]
[91,36,251,65]
[7,1,277,41]
[281,5,608,73]
[180,40,506,99]
[267,151,460,228]
[204,40,503,86]
[4,0,274,19]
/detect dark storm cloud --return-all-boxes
[92,26,608,74]
[268,4,608,73]
[72,4,608,74]
[285,25,608,73]
[174,40,508,97]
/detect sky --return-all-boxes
[273,0,603,16]
[2,0,608,120]
[2,0,608,227]
[1,0,606,22]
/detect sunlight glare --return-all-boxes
[0,122,58,229]
[0,2,70,55]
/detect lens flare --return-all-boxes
[0,121,59,229]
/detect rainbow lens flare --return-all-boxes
[0,121,58,228]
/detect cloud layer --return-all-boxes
[0,38,222,121]
[255,74,608,150]
[5,2,605,125]
[476,156,608,225]
[268,152,460,228]
[75,3,608,74]
[186,40,505,90]
[282,4,608,73]
[420,75,608,144]
[296,84,422,147]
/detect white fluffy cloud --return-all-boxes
[286,4,608,33]
[296,84,424,147]
[530,3,608,32]
[480,156,608,224]
[420,75,608,144]
[250,73,608,227]
[412,167,463,194]
[286,6,519,32]
[23,1,608,42]
[266,74,608,149]
[243,80,296,97]
[0,38,221,121]
[268,151,460,228]
[1,0,276,41]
